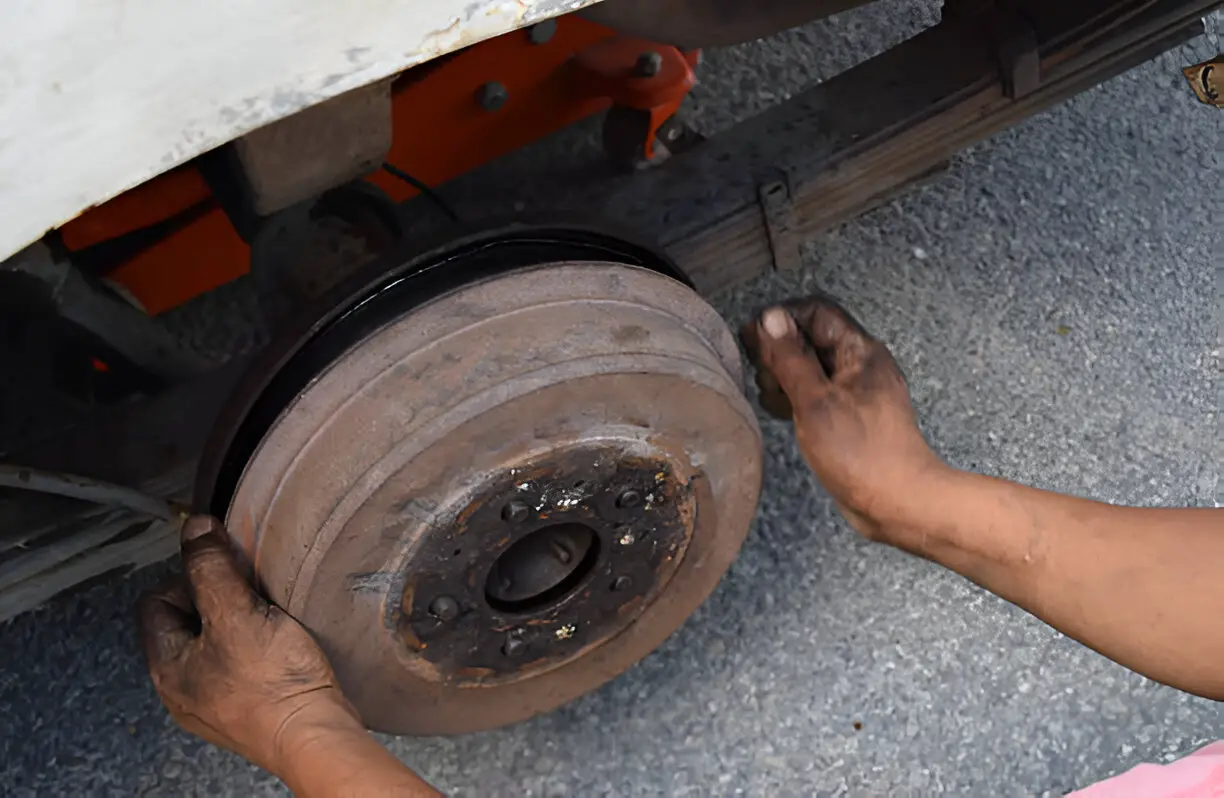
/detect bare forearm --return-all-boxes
[898,469,1224,699]
[746,297,1223,698]
[278,718,441,798]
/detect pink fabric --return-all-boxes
[1070,742,1224,798]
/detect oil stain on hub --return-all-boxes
[399,446,693,684]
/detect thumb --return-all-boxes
[181,515,259,627]
[754,307,829,404]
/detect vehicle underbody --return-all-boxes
[0,0,1216,734]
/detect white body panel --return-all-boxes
[0,0,601,261]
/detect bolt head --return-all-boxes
[502,500,530,523]
[428,595,460,622]
[634,51,663,78]
[611,575,633,592]
[616,488,642,509]
[527,19,556,45]
[502,633,527,658]
[476,81,509,111]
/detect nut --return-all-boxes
[428,595,460,622]
[476,81,509,111]
[634,51,663,78]
[502,500,530,523]
[527,19,556,45]
[616,489,642,509]
[502,633,527,658]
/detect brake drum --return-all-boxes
[199,229,763,734]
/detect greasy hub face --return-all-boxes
[404,447,692,682]
[200,228,763,735]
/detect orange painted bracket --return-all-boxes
[58,167,213,251]
[105,207,251,315]
[369,16,618,203]
[570,38,697,109]
[61,15,701,315]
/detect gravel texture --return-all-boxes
[1,3,1221,795]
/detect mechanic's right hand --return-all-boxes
[742,295,950,544]
[138,516,364,778]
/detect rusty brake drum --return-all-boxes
[196,225,763,735]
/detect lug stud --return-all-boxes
[428,595,459,622]
[502,500,530,523]
[616,489,641,509]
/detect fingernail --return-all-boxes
[761,308,794,339]
[181,515,218,543]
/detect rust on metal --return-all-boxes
[757,171,802,272]
[210,244,763,735]
[1183,54,1222,106]
[400,448,693,685]
[13,3,1215,625]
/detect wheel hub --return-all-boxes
[403,446,692,682]
[197,225,763,735]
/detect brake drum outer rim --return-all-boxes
[228,261,749,609]
[201,237,762,735]
[194,222,693,520]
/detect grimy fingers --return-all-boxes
[181,515,257,626]
[741,315,793,419]
[783,295,874,378]
[753,307,831,406]
[137,579,196,665]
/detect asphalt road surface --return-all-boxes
[2,3,1220,795]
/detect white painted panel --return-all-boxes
[0,0,601,261]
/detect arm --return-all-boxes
[746,298,1224,700]
[276,706,439,797]
[138,517,442,796]
[899,470,1224,698]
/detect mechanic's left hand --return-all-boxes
[741,295,947,546]
[138,516,363,777]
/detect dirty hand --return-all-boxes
[138,516,361,778]
[742,295,949,544]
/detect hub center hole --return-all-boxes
[485,523,600,613]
